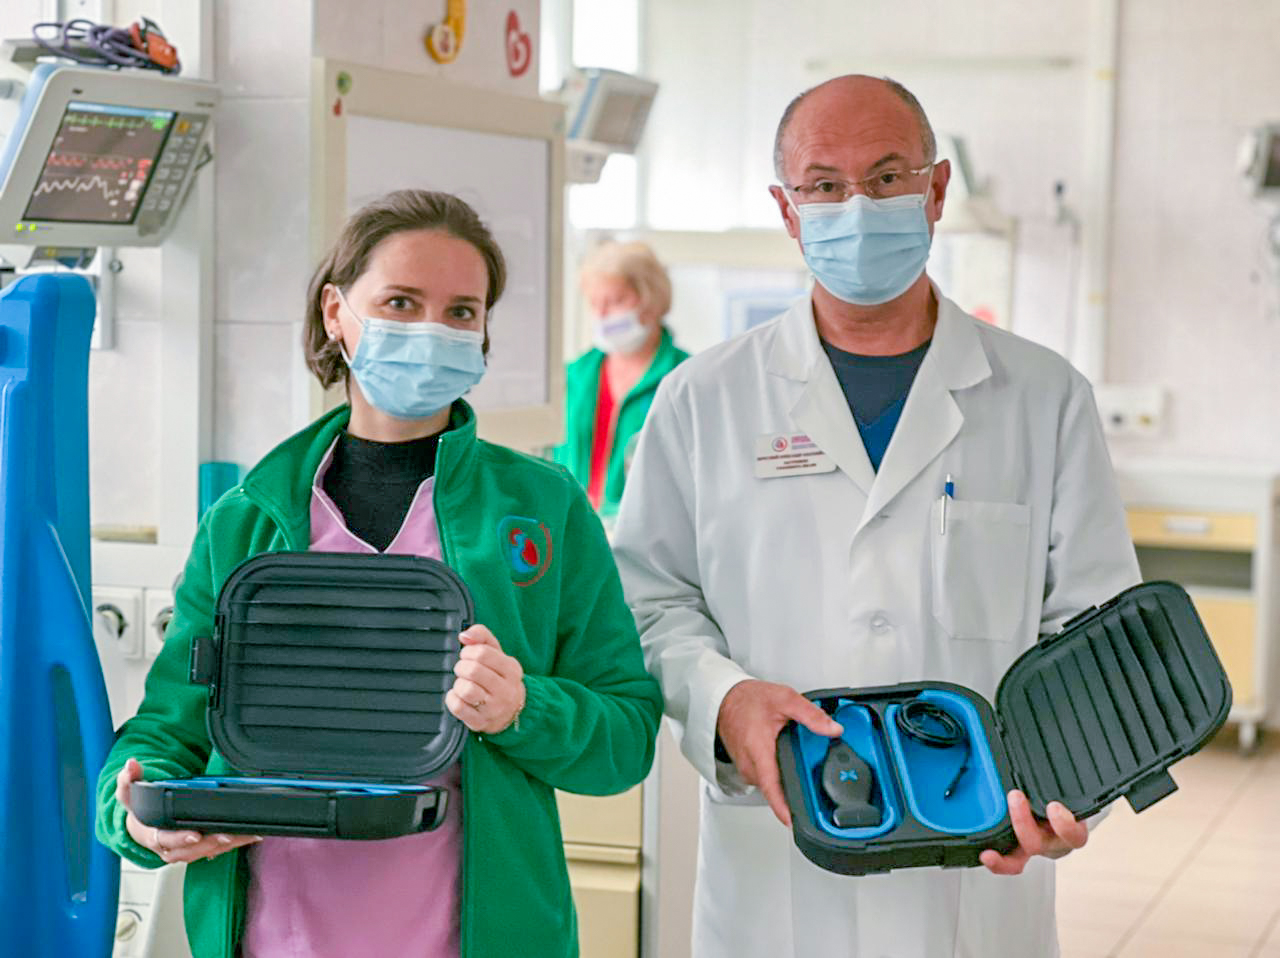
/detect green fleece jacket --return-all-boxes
[553,328,688,517]
[95,402,662,958]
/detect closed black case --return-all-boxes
[777,581,1231,875]
[131,551,473,840]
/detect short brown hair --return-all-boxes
[303,189,507,388]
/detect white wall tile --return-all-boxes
[0,2,46,42]
[312,0,384,67]
[111,247,164,323]
[1107,0,1280,462]
[212,320,298,468]
[216,0,312,98]
[88,320,161,530]
[213,97,311,325]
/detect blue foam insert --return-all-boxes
[156,777,434,795]
[796,701,901,840]
[885,690,1007,836]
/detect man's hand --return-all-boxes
[979,789,1088,875]
[716,679,843,827]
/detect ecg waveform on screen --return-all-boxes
[42,151,137,171]
[65,111,161,131]
[31,173,129,205]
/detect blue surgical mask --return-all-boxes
[335,289,486,420]
[790,190,933,306]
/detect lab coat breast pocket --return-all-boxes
[930,499,1031,642]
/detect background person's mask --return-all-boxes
[592,309,651,355]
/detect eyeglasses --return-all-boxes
[784,163,935,204]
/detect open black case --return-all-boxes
[777,581,1231,875]
[131,552,472,841]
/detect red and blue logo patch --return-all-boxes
[497,516,552,587]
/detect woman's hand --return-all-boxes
[979,789,1088,875]
[446,625,527,735]
[116,758,261,864]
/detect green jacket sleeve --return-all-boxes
[488,485,662,795]
[95,514,220,868]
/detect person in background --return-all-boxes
[555,241,688,517]
[96,189,661,958]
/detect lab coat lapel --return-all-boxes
[859,295,992,530]
[767,300,877,497]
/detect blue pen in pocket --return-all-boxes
[940,473,954,534]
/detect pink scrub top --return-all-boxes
[240,439,462,958]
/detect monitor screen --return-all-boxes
[23,101,175,224]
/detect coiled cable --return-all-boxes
[32,18,181,74]
[895,699,971,800]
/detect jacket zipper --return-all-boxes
[431,432,473,958]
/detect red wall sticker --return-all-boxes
[506,10,531,77]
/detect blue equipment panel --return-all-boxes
[0,275,117,956]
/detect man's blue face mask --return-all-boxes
[334,288,486,420]
[788,186,934,307]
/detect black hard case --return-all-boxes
[131,552,473,840]
[777,581,1231,875]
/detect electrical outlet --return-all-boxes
[92,586,142,659]
[143,588,175,659]
[1094,384,1165,438]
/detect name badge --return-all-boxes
[754,433,836,479]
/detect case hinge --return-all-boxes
[1125,768,1178,813]
[189,634,216,686]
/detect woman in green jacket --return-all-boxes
[554,241,688,518]
[95,190,662,958]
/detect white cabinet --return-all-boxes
[1113,459,1280,750]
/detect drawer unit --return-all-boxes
[1127,509,1256,551]
[558,788,644,958]
[567,851,641,958]
[558,787,643,848]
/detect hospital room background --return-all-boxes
[1,0,1278,956]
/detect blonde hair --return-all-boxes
[579,241,672,320]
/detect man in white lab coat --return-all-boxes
[611,75,1141,957]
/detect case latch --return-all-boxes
[1057,605,1099,634]
[1125,768,1178,812]
[189,635,216,685]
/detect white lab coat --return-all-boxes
[611,292,1140,958]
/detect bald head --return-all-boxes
[773,75,936,183]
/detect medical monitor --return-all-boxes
[0,64,216,246]
[564,68,658,154]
